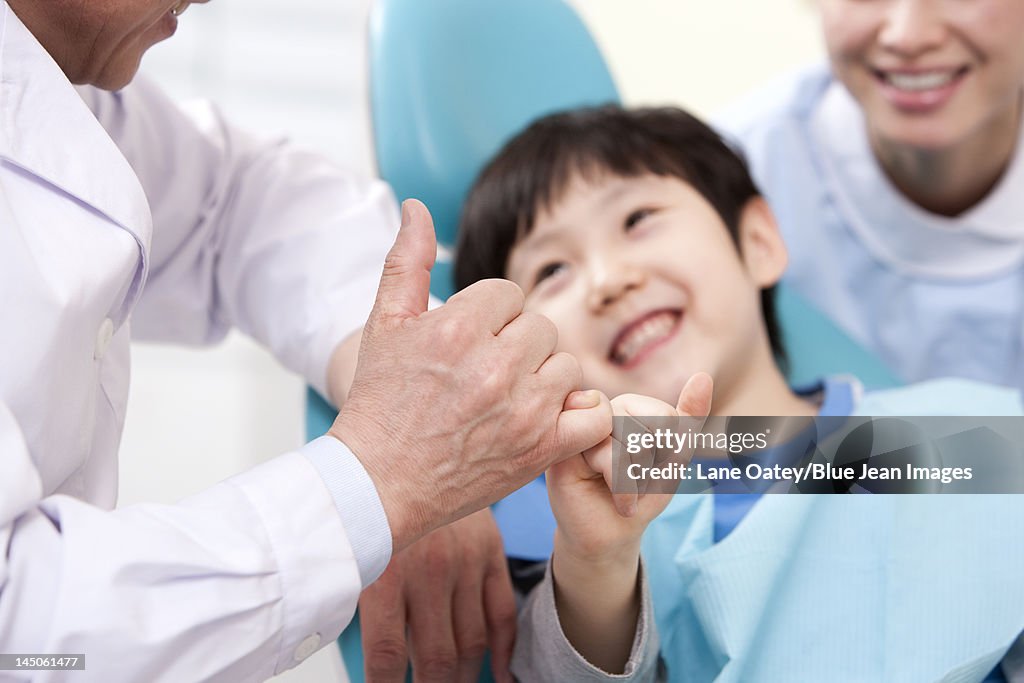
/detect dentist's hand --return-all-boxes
[329,198,611,552]
[358,509,515,683]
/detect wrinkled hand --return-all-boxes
[548,373,713,561]
[359,509,515,683]
[330,199,611,552]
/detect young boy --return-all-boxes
[455,106,1024,682]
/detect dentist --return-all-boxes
[0,1,611,681]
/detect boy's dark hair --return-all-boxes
[454,104,786,365]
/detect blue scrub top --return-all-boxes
[701,376,855,543]
[493,376,1015,679]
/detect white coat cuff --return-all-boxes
[227,450,362,674]
[302,435,392,585]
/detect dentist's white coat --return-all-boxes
[0,4,398,680]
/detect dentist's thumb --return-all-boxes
[369,198,438,324]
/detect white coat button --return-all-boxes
[94,318,115,361]
[294,633,321,662]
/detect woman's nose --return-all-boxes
[878,0,947,57]
[585,258,645,313]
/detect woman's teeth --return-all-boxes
[882,70,959,92]
[611,311,680,366]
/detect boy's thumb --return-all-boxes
[676,372,713,418]
[370,199,437,322]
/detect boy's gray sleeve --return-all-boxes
[510,559,666,682]
[1003,632,1024,682]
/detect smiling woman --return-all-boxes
[717,0,1024,389]
[818,0,1024,214]
[7,0,207,89]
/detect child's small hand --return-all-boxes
[547,373,713,562]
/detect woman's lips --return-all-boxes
[609,309,682,368]
[872,66,969,114]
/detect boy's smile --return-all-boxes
[609,308,682,368]
[505,172,787,411]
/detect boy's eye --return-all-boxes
[625,208,655,230]
[534,262,567,286]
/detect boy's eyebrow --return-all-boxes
[515,177,651,256]
[521,180,642,249]
[515,228,564,255]
[595,181,637,208]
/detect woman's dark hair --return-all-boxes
[454,104,786,365]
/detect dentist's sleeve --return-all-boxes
[77,77,399,399]
[0,400,386,681]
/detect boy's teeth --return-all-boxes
[884,71,957,92]
[613,311,679,365]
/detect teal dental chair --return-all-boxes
[305,0,901,680]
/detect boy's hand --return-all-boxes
[547,373,713,562]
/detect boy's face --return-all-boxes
[819,0,1024,151]
[505,172,786,407]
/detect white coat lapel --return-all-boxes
[0,3,153,265]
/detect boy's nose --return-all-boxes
[878,0,947,57]
[586,261,646,312]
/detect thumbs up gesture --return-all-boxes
[330,199,612,552]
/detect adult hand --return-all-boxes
[329,198,611,552]
[358,509,515,683]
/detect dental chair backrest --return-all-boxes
[371,0,620,299]
[316,0,901,679]
[336,1,618,680]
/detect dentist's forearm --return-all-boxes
[325,327,363,408]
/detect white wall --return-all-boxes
[571,0,825,115]
[120,2,826,682]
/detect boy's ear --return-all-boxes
[738,197,788,288]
